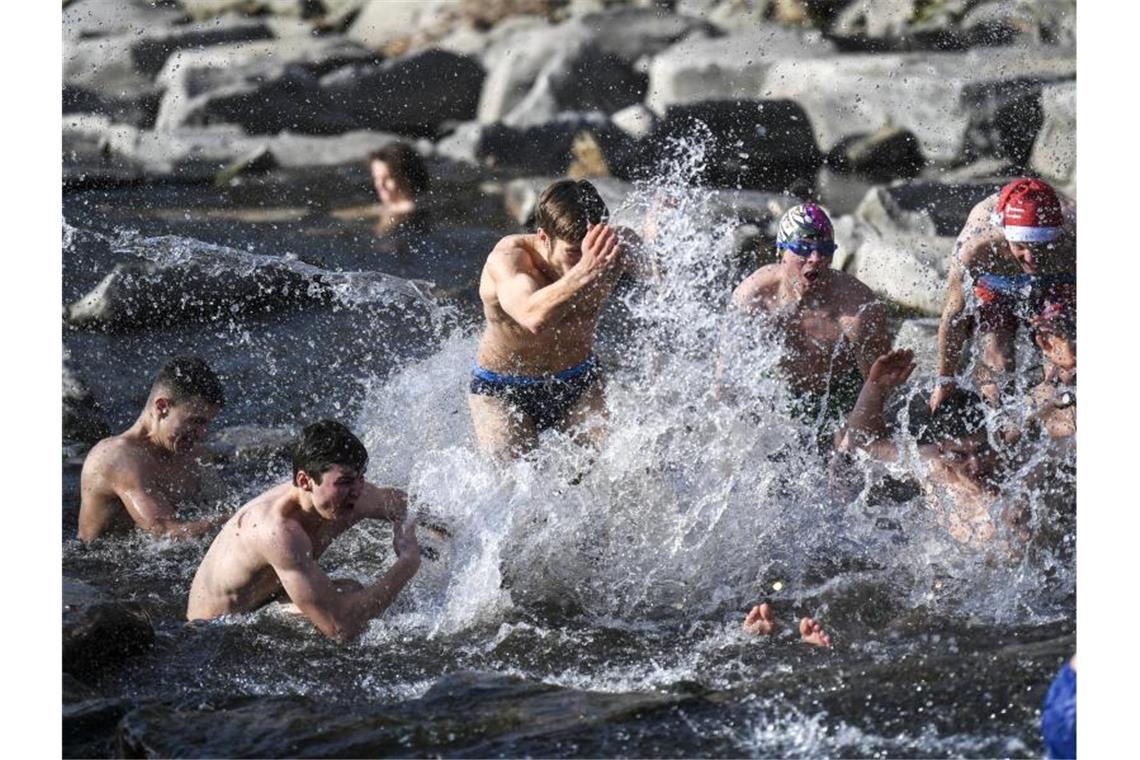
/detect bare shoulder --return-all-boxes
[731,265,780,309]
[487,235,538,279]
[81,435,144,487]
[956,192,1004,268]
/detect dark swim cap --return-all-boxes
[777,202,834,245]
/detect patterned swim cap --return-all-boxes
[777,202,834,245]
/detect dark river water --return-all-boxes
[62,162,1074,758]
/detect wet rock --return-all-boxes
[477,21,593,123]
[864,179,1002,236]
[153,36,376,133]
[438,114,637,178]
[1029,82,1075,186]
[62,578,155,681]
[825,126,925,182]
[345,0,457,52]
[65,236,436,331]
[611,104,658,140]
[203,425,300,464]
[62,0,188,41]
[644,26,835,115]
[63,351,111,445]
[268,130,428,168]
[848,228,951,315]
[502,44,646,127]
[762,47,1074,164]
[62,86,163,130]
[641,100,822,192]
[320,49,485,136]
[574,7,716,62]
[64,695,137,759]
[960,0,1076,48]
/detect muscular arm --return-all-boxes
[268,521,420,642]
[935,255,972,380]
[78,451,215,542]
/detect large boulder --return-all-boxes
[1029,81,1075,186]
[62,578,154,681]
[65,235,436,331]
[477,21,594,123]
[345,0,458,51]
[825,125,925,181]
[437,114,638,178]
[639,99,822,191]
[153,36,376,133]
[644,26,836,115]
[761,47,1075,162]
[959,0,1076,48]
[62,0,188,41]
[502,44,646,126]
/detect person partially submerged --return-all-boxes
[469,179,643,459]
[742,602,832,647]
[187,420,420,642]
[369,141,430,236]
[729,202,891,433]
[77,356,227,542]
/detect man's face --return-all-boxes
[936,433,998,482]
[542,231,583,275]
[370,160,401,205]
[781,246,833,295]
[306,464,365,520]
[156,397,219,454]
[1008,241,1057,274]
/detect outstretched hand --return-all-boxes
[868,348,916,389]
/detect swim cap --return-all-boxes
[992,179,1063,243]
[777,202,834,246]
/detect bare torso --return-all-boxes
[187,483,358,619]
[732,267,886,395]
[957,192,1077,280]
[475,234,618,375]
[78,433,210,540]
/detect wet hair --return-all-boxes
[534,179,608,245]
[152,356,225,408]
[907,389,988,445]
[369,142,429,196]
[292,419,368,484]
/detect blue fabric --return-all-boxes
[469,357,601,432]
[1041,661,1076,759]
[471,356,597,386]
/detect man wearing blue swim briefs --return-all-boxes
[931,178,1076,411]
[469,179,637,459]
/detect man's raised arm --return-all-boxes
[931,255,973,410]
[494,225,621,335]
[835,349,916,462]
[268,520,421,643]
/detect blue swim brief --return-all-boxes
[469,356,601,432]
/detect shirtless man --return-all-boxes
[469,179,629,459]
[930,178,1076,411]
[369,141,430,235]
[187,420,420,642]
[730,202,891,424]
[835,349,1015,546]
[77,356,226,542]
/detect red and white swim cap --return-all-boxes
[992,178,1064,243]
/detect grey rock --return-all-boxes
[892,317,941,374]
[1029,81,1075,185]
[65,235,436,331]
[645,26,835,115]
[154,36,375,133]
[576,7,717,63]
[62,578,154,681]
[268,130,425,167]
[502,43,646,126]
[762,48,1075,163]
[849,228,951,315]
[961,0,1076,48]
[642,100,822,192]
[63,0,188,41]
[611,104,659,140]
[477,21,592,123]
[63,350,111,445]
[831,0,919,39]
[320,49,485,136]
[62,85,163,129]
[825,126,925,181]
[345,0,457,51]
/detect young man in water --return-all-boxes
[469,179,631,459]
[369,141,430,235]
[930,178,1076,411]
[835,349,1017,546]
[729,202,892,426]
[187,420,420,642]
[77,356,226,542]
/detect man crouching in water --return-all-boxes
[78,356,226,542]
[470,179,630,459]
[187,420,420,642]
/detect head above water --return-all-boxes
[369,142,429,204]
[992,179,1065,273]
[776,202,836,292]
[146,356,225,453]
[292,419,369,486]
[534,179,609,246]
